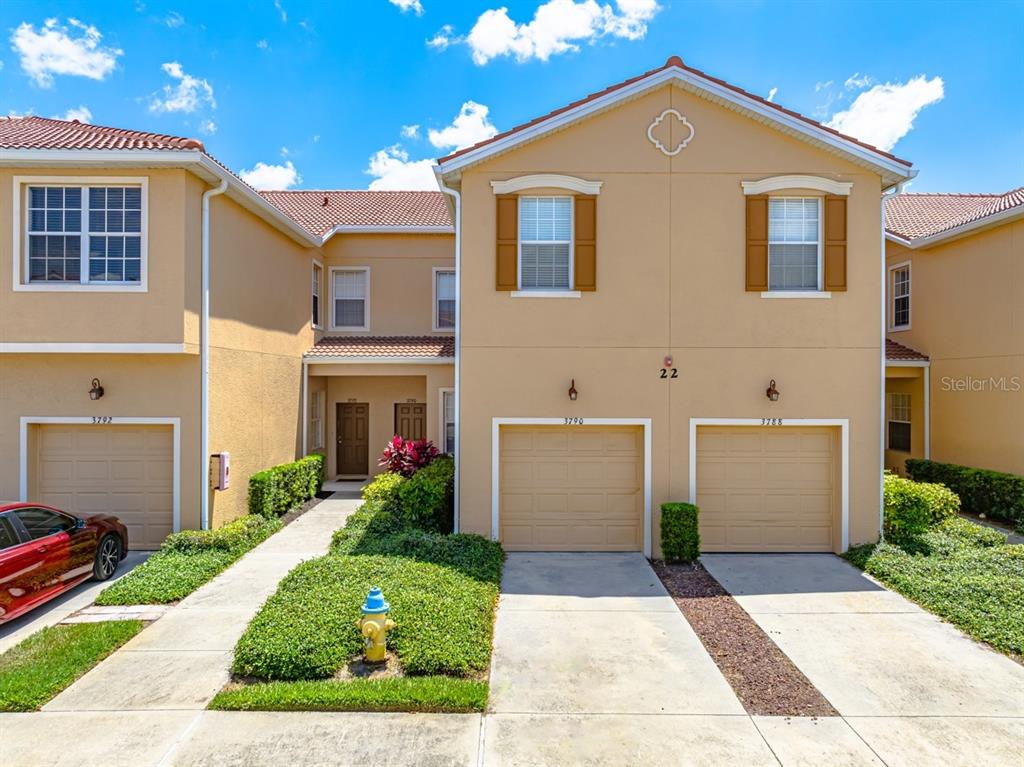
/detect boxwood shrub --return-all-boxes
[883,473,960,546]
[906,458,1024,532]
[248,454,325,518]
[397,456,454,533]
[661,502,700,563]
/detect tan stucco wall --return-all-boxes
[0,168,194,346]
[319,233,454,336]
[886,222,1024,475]
[884,369,925,475]
[455,83,885,553]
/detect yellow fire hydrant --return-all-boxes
[355,587,396,663]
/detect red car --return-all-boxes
[0,502,128,624]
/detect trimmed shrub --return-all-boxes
[883,474,934,545]
[379,436,440,477]
[162,515,282,554]
[661,503,700,563]
[248,454,325,518]
[906,458,1024,532]
[397,456,455,533]
[362,471,406,514]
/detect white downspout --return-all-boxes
[879,182,904,541]
[301,358,309,457]
[435,172,461,533]
[201,179,228,530]
[924,364,931,459]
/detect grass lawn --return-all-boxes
[96,515,282,605]
[0,621,142,711]
[845,517,1024,658]
[210,676,488,713]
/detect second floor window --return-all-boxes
[888,393,912,452]
[333,267,368,330]
[312,263,323,328]
[435,269,455,330]
[890,264,910,329]
[519,196,572,291]
[27,185,144,285]
[768,197,820,291]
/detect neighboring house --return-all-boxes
[436,56,914,555]
[884,189,1024,476]
[0,117,452,549]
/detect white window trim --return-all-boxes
[887,393,912,453]
[13,175,149,293]
[888,260,912,331]
[310,391,325,450]
[432,266,456,332]
[311,259,324,330]
[741,175,852,196]
[491,417,652,558]
[439,388,455,455]
[517,195,574,293]
[329,266,370,332]
[766,196,823,293]
[19,416,181,535]
[491,174,603,196]
[689,418,850,552]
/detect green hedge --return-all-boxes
[906,459,1024,532]
[397,456,454,532]
[248,454,325,518]
[661,503,700,563]
[883,473,960,547]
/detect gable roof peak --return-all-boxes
[665,55,685,68]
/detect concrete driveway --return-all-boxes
[703,554,1024,766]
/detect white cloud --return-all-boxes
[464,0,659,65]
[365,145,438,191]
[767,87,777,103]
[427,25,457,50]
[53,105,92,122]
[389,0,424,15]
[199,119,217,135]
[401,123,420,139]
[256,39,269,49]
[240,160,301,190]
[280,146,290,157]
[844,72,872,90]
[11,18,123,87]
[814,80,833,92]
[274,0,287,22]
[149,61,215,113]
[826,75,943,152]
[165,11,185,28]
[312,134,320,143]
[427,101,496,150]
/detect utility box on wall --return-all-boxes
[210,452,231,490]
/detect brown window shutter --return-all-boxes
[574,194,597,291]
[495,195,518,291]
[745,195,769,291]
[823,195,848,291]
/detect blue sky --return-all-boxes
[1,0,1021,192]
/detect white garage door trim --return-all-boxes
[688,418,849,551]
[19,416,182,534]
[492,417,653,557]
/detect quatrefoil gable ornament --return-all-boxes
[647,108,695,156]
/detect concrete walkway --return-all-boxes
[703,554,1024,766]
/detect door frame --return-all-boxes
[688,418,850,551]
[393,402,427,441]
[336,402,370,476]
[491,417,653,557]
[19,416,182,535]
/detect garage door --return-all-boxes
[696,426,838,552]
[499,425,643,551]
[35,425,174,550]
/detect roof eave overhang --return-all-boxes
[322,224,453,242]
[436,66,914,188]
[886,359,930,367]
[0,148,319,247]
[304,355,454,364]
[885,205,1024,250]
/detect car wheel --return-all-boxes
[93,535,121,581]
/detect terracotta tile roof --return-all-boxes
[886,339,929,362]
[0,115,205,151]
[307,335,454,359]
[438,55,911,170]
[259,191,451,236]
[886,188,1024,241]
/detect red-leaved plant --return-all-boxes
[378,435,440,477]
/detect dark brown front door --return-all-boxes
[337,403,369,475]
[394,403,427,441]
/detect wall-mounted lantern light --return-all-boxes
[89,378,105,400]
[568,379,578,401]
[766,379,780,402]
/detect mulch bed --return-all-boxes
[653,560,837,717]
[278,493,330,527]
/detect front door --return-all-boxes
[394,403,427,441]
[337,403,369,476]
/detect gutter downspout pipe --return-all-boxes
[879,182,904,542]
[201,179,228,530]
[435,172,462,533]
